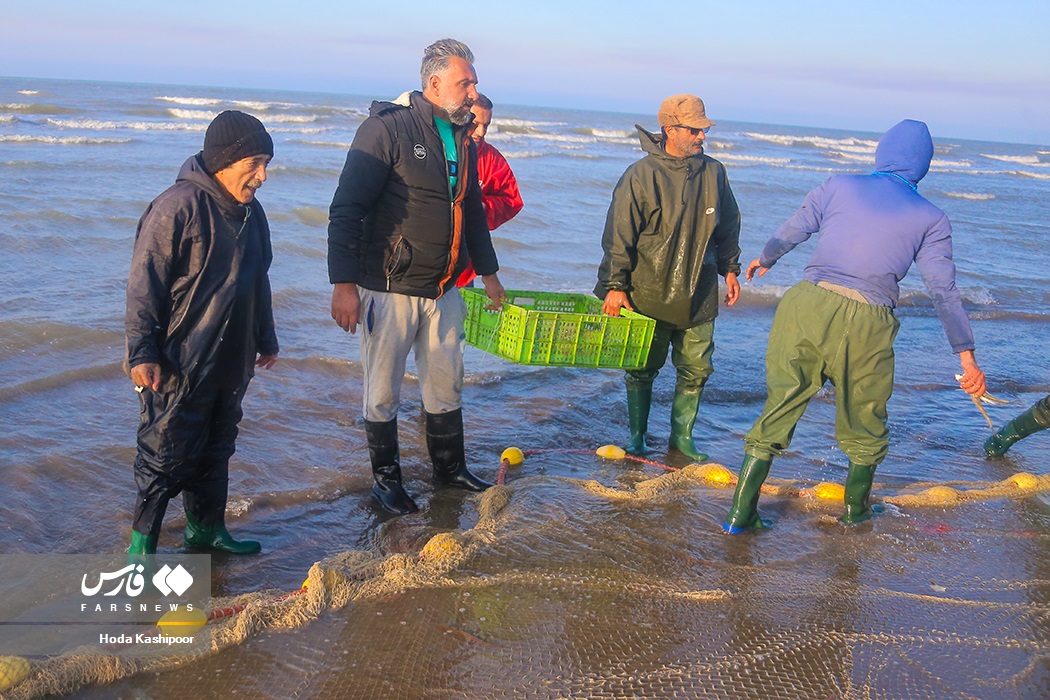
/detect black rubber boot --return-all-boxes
[984,405,1049,457]
[723,454,774,534]
[365,418,419,515]
[668,390,709,462]
[841,462,884,525]
[625,385,652,456]
[182,459,261,553]
[426,409,492,492]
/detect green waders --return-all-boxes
[984,396,1050,457]
[625,320,714,460]
[841,463,884,524]
[722,454,774,533]
[732,282,899,529]
[625,385,652,456]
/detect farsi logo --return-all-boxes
[81,564,146,597]
[81,563,194,597]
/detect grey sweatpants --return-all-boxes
[359,288,466,422]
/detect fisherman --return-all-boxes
[595,94,742,460]
[126,110,279,556]
[723,119,987,532]
[328,39,505,515]
[455,93,524,287]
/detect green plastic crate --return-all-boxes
[461,288,656,369]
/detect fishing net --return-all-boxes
[4,457,1049,699]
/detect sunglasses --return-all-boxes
[673,125,710,136]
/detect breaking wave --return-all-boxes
[0,134,131,145]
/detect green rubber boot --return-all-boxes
[722,455,774,533]
[841,463,884,524]
[668,391,709,462]
[184,512,261,554]
[127,529,158,564]
[128,529,158,555]
[984,406,1049,457]
[625,385,652,456]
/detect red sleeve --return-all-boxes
[478,141,523,231]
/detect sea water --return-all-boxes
[1,77,1048,698]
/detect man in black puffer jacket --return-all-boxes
[126,110,279,558]
[328,38,505,515]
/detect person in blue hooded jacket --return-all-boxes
[722,119,987,533]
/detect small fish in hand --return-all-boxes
[955,374,1011,429]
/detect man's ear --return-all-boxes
[428,73,442,95]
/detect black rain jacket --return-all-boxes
[327,91,498,298]
[125,154,279,393]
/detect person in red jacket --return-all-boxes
[456,93,524,287]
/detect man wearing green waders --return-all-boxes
[596,94,742,461]
[723,119,987,533]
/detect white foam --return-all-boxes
[519,132,623,145]
[1013,170,1050,180]
[0,115,15,124]
[269,126,326,134]
[168,108,216,120]
[261,113,317,124]
[588,128,635,139]
[498,150,546,159]
[16,90,39,95]
[826,151,873,163]
[0,134,131,145]
[288,139,354,149]
[155,96,223,106]
[943,192,996,201]
[495,118,568,129]
[232,100,301,111]
[931,158,973,168]
[45,117,205,132]
[745,132,879,154]
[980,153,1046,166]
[715,153,791,165]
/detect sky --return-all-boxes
[2,0,1049,145]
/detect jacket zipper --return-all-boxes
[238,204,252,238]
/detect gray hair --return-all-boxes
[474,93,493,110]
[420,38,475,89]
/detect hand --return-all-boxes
[957,350,986,397]
[602,290,633,317]
[481,273,506,310]
[724,272,740,307]
[130,362,162,392]
[256,353,278,370]
[745,258,770,282]
[331,282,360,334]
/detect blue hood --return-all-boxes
[874,119,933,184]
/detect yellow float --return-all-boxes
[501,446,525,466]
[595,444,627,460]
[0,655,30,692]
[157,606,208,636]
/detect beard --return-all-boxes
[444,98,474,126]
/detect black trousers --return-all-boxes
[132,379,247,536]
